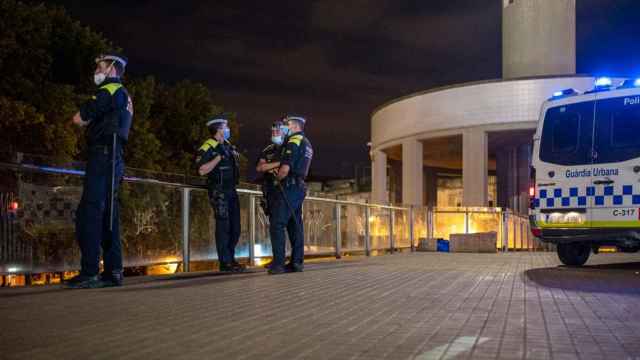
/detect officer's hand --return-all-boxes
[72,112,88,127]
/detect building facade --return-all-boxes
[370,0,592,213]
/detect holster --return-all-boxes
[209,190,229,219]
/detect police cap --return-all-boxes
[206,118,228,128]
[95,54,128,67]
[284,115,306,125]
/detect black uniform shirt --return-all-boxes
[80,78,133,146]
[281,131,313,179]
[258,143,282,189]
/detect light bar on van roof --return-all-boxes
[594,77,613,87]
[549,88,579,100]
[618,78,640,89]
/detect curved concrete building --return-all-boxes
[370,76,619,211]
[369,0,590,213]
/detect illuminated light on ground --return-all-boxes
[416,336,490,360]
[253,258,268,267]
[146,262,179,275]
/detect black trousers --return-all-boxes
[75,145,124,276]
[209,189,241,264]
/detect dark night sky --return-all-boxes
[51,0,640,178]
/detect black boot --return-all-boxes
[285,263,304,273]
[231,261,246,272]
[268,266,286,275]
[63,274,102,289]
[99,271,124,287]
[219,263,235,272]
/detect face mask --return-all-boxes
[93,62,114,85]
[223,127,231,140]
[94,73,106,86]
[280,125,290,136]
[271,135,283,145]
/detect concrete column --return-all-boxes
[371,150,388,204]
[462,128,488,206]
[424,167,438,208]
[402,139,424,206]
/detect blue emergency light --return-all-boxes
[549,88,578,100]
[617,78,640,89]
[594,77,612,87]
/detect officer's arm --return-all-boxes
[77,89,112,124]
[198,154,222,176]
[256,159,281,173]
[277,140,298,180]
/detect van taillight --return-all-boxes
[531,227,542,237]
[529,167,536,209]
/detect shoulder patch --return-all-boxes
[288,135,303,146]
[99,83,123,96]
[199,139,219,152]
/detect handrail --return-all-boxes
[1,161,409,211]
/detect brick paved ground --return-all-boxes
[2,252,640,360]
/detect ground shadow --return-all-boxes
[525,261,640,295]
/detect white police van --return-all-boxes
[531,77,640,266]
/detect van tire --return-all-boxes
[557,243,590,266]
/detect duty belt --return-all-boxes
[283,176,305,187]
[89,144,118,155]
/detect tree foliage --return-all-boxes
[0,0,244,177]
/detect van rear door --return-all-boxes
[536,95,596,229]
[590,90,640,229]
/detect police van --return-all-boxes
[531,77,640,266]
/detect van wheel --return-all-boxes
[557,243,590,266]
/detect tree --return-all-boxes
[150,80,223,174]
[0,0,114,161]
[124,76,163,171]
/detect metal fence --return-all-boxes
[0,160,541,276]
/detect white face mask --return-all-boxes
[271,135,283,145]
[93,62,114,85]
[93,73,106,85]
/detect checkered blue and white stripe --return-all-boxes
[533,185,640,208]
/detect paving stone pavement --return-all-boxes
[2,252,640,360]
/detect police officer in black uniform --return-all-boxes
[256,120,286,215]
[65,54,133,289]
[196,118,244,272]
[268,115,313,274]
[256,120,287,269]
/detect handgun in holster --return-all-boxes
[209,190,229,219]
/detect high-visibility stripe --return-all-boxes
[99,83,123,95]
[539,220,640,228]
[288,135,303,146]
[199,139,218,152]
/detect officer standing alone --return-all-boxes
[196,118,244,272]
[65,54,133,289]
[268,116,313,274]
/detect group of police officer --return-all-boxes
[63,54,313,288]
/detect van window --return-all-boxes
[540,101,594,166]
[594,96,640,164]
[612,109,640,148]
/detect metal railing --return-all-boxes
[0,159,541,276]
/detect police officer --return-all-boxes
[256,120,287,268]
[65,54,133,289]
[196,117,244,272]
[268,115,313,274]
[256,120,287,211]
